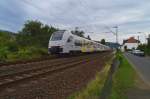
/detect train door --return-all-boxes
[64,36,74,53]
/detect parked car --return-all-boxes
[128,50,132,53]
[132,50,145,56]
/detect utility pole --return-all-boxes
[137,35,140,46]
[138,32,147,44]
[148,34,150,47]
[113,26,119,44]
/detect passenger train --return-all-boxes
[48,30,110,54]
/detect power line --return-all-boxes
[105,26,119,43]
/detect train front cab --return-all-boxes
[48,30,65,54]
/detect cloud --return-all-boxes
[0,0,150,43]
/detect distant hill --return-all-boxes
[0,29,17,37]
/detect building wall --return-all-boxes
[122,43,138,51]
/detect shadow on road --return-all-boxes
[127,88,150,99]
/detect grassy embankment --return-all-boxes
[0,20,58,63]
[68,57,113,99]
[0,31,48,62]
[109,52,136,99]
[68,52,137,99]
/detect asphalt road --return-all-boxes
[124,52,150,84]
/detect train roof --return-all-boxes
[70,31,105,45]
[54,30,109,48]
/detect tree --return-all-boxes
[124,46,127,51]
[101,39,106,44]
[147,34,150,48]
[137,44,146,51]
[71,27,85,37]
[17,20,58,48]
[0,31,18,62]
[71,30,85,37]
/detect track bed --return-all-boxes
[0,52,113,99]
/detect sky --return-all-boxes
[1,0,150,44]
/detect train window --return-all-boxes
[67,36,73,42]
[51,31,64,41]
[74,40,82,46]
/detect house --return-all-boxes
[122,37,140,51]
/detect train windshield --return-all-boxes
[51,31,65,41]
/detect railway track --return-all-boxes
[0,53,96,67]
[0,56,82,76]
[0,53,108,90]
[0,53,102,77]
[0,56,90,79]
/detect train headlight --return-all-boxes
[60,45,64,48]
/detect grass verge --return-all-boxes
[109,53,136,99]
[68,60,113,99]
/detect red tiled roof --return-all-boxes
[123,37,140,44]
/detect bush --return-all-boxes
[0,46,9,62]
[7,42,19,52]
[28,47,48,56]
[7,46,48,62]
[137,44,150,56]
[7,48,33,61]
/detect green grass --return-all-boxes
[9,47,47,61]
[109,53,136,99]
[68,62,112,99]
[0,46,48,63]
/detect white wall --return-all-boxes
[122,43,138,51]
